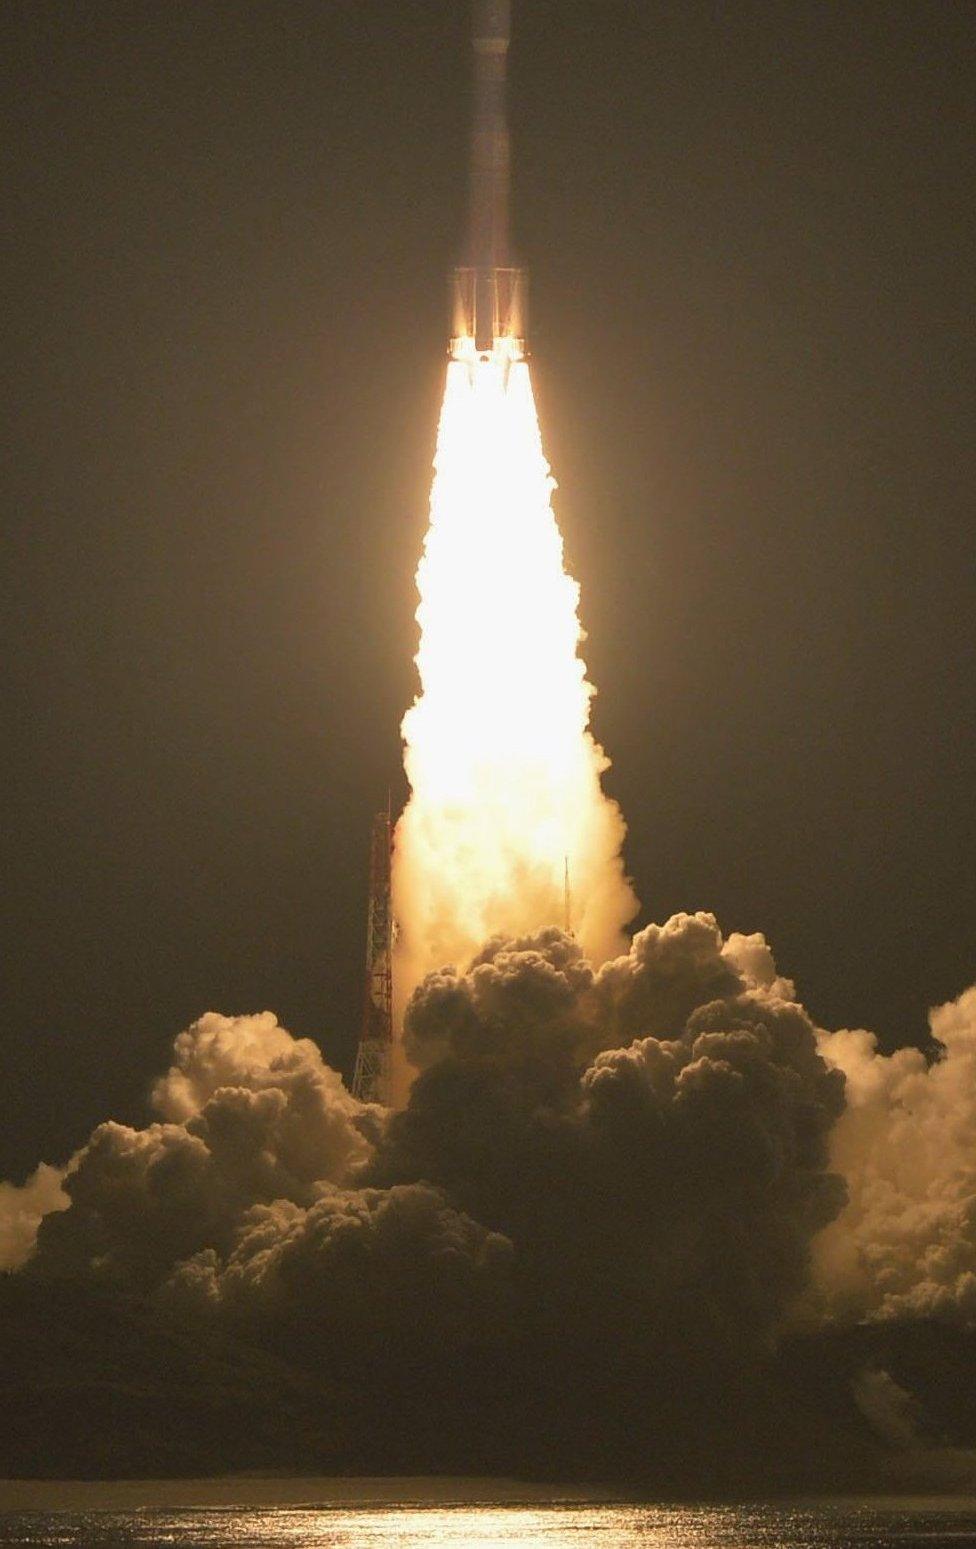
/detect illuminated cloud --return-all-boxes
[816,985,976,1324]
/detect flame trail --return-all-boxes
[393,340,638,1012]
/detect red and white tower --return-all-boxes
[351,807,394,1104]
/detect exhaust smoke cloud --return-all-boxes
[3,909,976,1481]
[814,986,976,1324]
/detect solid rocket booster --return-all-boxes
[452,0,526,354]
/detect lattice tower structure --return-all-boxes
[351,808,394,1104]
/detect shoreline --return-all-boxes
[0,1476,617,1513]
[2,1477,975,1515]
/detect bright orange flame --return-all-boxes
[394,339,637,1013]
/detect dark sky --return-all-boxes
[2,0,973,1181]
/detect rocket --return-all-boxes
[471,0,510,283]
[452,0,527,356]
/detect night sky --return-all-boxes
[3,0,973,1182]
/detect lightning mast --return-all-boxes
[351,808,394,1104]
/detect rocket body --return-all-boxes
[470,0,510,273]
[452,0,526,355]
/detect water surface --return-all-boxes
[2,1497,976,1547]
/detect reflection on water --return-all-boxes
[2,1500,976,1548]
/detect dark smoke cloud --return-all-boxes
[160,1184,513,1367]
[375,916,846,1371]
[4,919,976,1484]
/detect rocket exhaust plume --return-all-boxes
[393,1,638,1014]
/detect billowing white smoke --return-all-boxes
[393,348,638,1010]
[0,1164,67,1272]
[24,1011,376,1287]
[815,985,976,1325]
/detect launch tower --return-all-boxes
[351,808,394,1104]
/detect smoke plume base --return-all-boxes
[5,912,976,1482]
